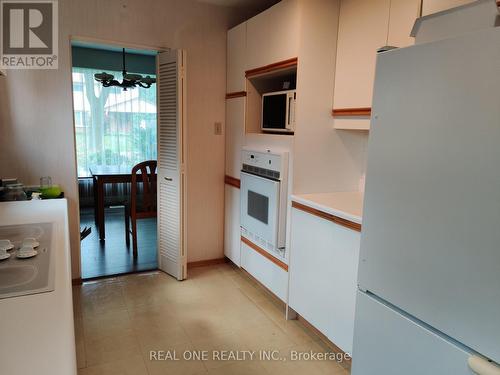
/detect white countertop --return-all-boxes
[0,200,77,375]
[291,191,364,224]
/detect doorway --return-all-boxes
[70,39,187,281]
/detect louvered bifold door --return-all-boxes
[156,49,187,280]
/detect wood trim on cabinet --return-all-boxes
[332,107,372,117]
[245,57,298,78]
[224,175,241,189]
[292,201,362,232]
[225,91,247,99]
[241,236,289,271]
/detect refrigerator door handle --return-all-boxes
[468,355,500,375]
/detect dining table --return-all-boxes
[89,165,157,241]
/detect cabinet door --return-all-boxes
[225,97,245,178]
[334,0,391,110]
[422,0,475,16]
[227,22,246,93]
[224,185,241,266]
[246,0,300,70]
[387,0,421,48]
[289,208,360,354]
[241,240,288,302]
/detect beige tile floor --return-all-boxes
[73,263,350,375]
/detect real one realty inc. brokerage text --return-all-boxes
[150,350,351,362]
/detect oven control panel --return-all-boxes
[241,149,287,174]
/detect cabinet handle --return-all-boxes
[468,355,500,375]
[164,177,173,182]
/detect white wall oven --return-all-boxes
[240,148,289,261]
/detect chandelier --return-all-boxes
[94,48,156,90]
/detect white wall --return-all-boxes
[422,0,475,15]
[0,0,258,278]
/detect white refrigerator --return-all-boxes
[352,25,500,375]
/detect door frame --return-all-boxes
[68,35,185,281]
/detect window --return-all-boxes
[247,190,269,224]
[72,67,157,177]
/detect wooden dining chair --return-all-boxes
[124,160,157,257]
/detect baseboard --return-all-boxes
[187,257,228,268]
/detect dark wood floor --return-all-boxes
[80,207,158,279]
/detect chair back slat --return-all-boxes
[130,160,157,214]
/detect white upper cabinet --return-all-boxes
[334,0,391,110]
[333,0,420,130]
[246,0,301,70]
[422,0,475,16]
[227,22,247,93]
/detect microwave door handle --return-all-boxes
[286,96,292,129]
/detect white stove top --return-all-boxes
[0,222,55,299]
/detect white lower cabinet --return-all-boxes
[289,207,360,354]
[224,185,241,266]
[241,240,288,302]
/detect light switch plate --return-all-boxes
[214,122,222,135]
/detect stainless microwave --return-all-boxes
[261,90,296,133]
